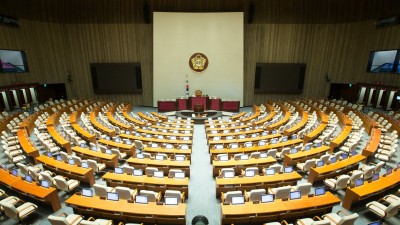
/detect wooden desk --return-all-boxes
[106,111,133,131]
[362,128,381,159]
[208,133,281,146]
[206,129,264,138]
[98,139,135,156]
[221,192,340,225]
[138,112,158,123]
[283,145,331,166]
[0,169,61,212]
[119,133,192,145]
[151,125,193,131]
[122,110,146,126]
[66,194,186,225]
[215,172,302,197]
[210,139,303,158]
[90,111,116,136]
[268,111,291,130]
[212,156,276,177]
[206,124,250,131]
[17,129,40,159]
[230,112,246,120]
[284,112,308,136]
[308,154,365,183]
[342,169,400,210]
[47,126,72,154]
[142,146,192,158]
[37,155,95,186]
[71,123,96,143]
[329,125,352,151]
[102,172,189,197]
[136,128,192,137]
[304,122,327,143]
[72,146,118,168]
[151,112,168,121]
[127,157,191,176]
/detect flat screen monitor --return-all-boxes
[315,187,325,196]
[316,141,322,147]
[80,143,85,148]
[367,49,399,73]
[272,130,277,134]
[174,172,185,179]
[397,162,400,169]
[317,160,324,167]
[114,167,123,174]
[170,136,177,140]
[133,169,143,176]
[330,157,337,164]
[292,134,297,140]
[387,167,393,175]
[290,148,298,154]
[155,155,164,161]
[271,139,277,144]
[91,146,97,151]
[368,221,382,225]
[226,136,233,140]
[136,153,144,159]
[230,143,238,149]
[260,153,268,158]
[106,136,110,140]
[165,144,173,149]
[351,150,357,156]
[284,166,293,173]
[126,131,131,135]
[82,188,93,197]
[245,142,253,147]
[47,152,52,158]
[231,196,245,205]
[304,145,311,150]
[175,155,185,161]
[289,191,301,200]
[265,168,275,175]
[41,180,50,188]
[215,145,223,150]
[125,140,131,145]
[355,178,364,187]
[239,135,246,139]
[181,145,189,150]
[68,159,75,165]
[115,138,121,143]
[282,137,288,142]
[81,162,88,168]
[342,153,348,160]
[24,175,33,183]
[261,194,274,203]
[223,171,235,178]
[372,173,379,181]
[153,171,164,178]
[105,149,112,154]
[245,170,255,177]
[56,155,62,162]
[259,141,266,146]
[165,197,178,205]
[135,195,148,204]
[183,137,189,141]
[11,169,18,177]
[214,137,221,141]
[1,164,6,170]
[107,192,119,201]
[240,155,249,160]
[151,143,158,148]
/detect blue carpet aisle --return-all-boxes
[186,124,221,225]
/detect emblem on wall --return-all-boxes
[189,53,208,73]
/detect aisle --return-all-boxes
[186,124,221,225]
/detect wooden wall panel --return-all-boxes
[1,17,399,106]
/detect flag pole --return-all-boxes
[185,74,189,98]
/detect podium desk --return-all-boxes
[210,98,222,110]
[342,169,400,210]
[66,195,186,225]
[0,169,61,212]
[221,192,340,225]
[157,100,176,112]
[222,100,240,112]
[176,98,188,110]
[189,96,208,111]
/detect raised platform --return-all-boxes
[175,110,223,124]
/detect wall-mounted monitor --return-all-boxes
[0,49,29,73]
[367,49,400,73]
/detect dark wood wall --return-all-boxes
[0,0,399,106]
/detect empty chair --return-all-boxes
[93,184,114,198]
[110,148,127,159]
[268,186,292,199]
[244,189,266,202]
[41,172,56,187]
[291,182,312,196]
[242,167,259,176]
[250,152,260,159]
[296,159,317,173]
[220,168,235,177]
[79,217,113,225]
[217,154,229,161]
[168,169,183,177]
[134,140,145,151]
[142,152,152,159]
[71,155,85,167]
[221,191,243,204]
[233,153,245,160]
[366,199,400,220]
[115,186,137,200]
[276,147,290,159]
[139,190,161,202]
[1,201,37,224]
[321,210,358,225]
[54,176,80,193]
[47,212,83,225]
[0,195,20,215]
[324,175,350,191]
[164,190,185,203]
[268,164,283,174]
[155,153,168,160]
[29,167,53,181]
[361,166,375,180]
[348,170,363,188]
[122,165,135,174]
[60,152,71,163]
[87,159,106,173]
[145,167,159,176]
[266,149,277,159]
[17,163,41,176]
[295,218,330,225]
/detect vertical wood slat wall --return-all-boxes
[0,18,399,106]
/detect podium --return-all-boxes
[189,96,208,111]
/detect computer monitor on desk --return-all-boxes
[24,175,33,183]
[315,187,325,196]
[41,180,50,188]
[231,196,245,205]
[284,166,293,173]
[261,194,274,203]
[175,172,185,179]
[355,178,364,187]
[290,191,301,200]
[265,169,275,175]
[133,169,143,176]
[245,170,255,177]
[107,192,119,201]
[81,162,88,168]
[386,167,393,175]
[136,153,144,159]
[154,171,164,178]
[223,171,235,178]
[240,155,249,160]
[114,167,123,174]
[165,197,178,205]
[135,195,148,204]
[82,188,93,197]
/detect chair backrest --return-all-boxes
[224,191,243,203]
[363,166,375,180]
[250,152,260,159]
[156,153,168,160]
[248,189,266,202]
[60,152,70,163]
[221,168,235,177]
[123,165,135,174]
[115,186,133,200]
[87,160,99,172]
[71,156,82,166]
[41,172,54,185]
[168,169,182,177]
[348,171,363,187]
[312,220,331,225]
[165,190,182,202]
[267,149,277,158]
[295,182,312,195]
[54,176,68,191]
[337,213,358,225]
[93,184,108,198]
[268,164,282,173]
[1,202,19,220]
[245,167,259,175]
[135,140,144,149]
[140,190,158,202]
[302,159,317,171]
[17,163,28,175]
[28,167,41,181]
[233,153,244,160]
[335,175,350,190]
[385,201,400,218]
[47,215,69,225]
[273,186,291,199]
[145,167,158,176]
[374,161,385,173]
[143,153,152,158]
